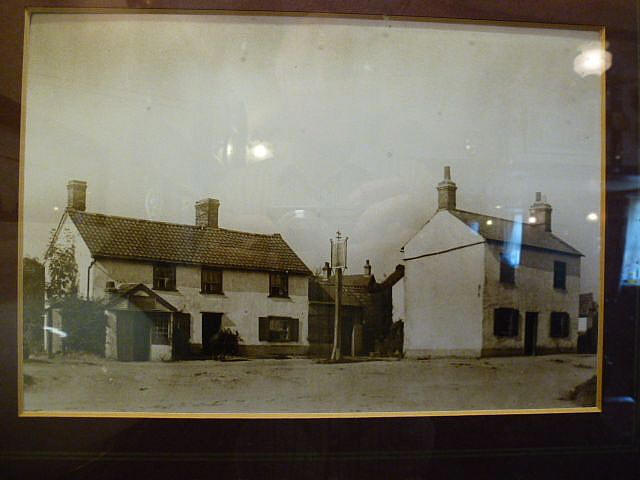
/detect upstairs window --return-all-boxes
[269,272,289,297]
[494,308,519,337]
[550,312,570,338]
[201,267,223,294]
[153,263,176,290]
[499,253,515,285]
[259,316,299,342]
[553,261,567,290]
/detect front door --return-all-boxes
[524,312,538,356]
[201,312,223,355]
[172,313,191,359]
[117,311,151,361]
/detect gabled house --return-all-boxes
[402,167,582,358]
[46,180,312,361]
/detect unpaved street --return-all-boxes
[23,354,596,414]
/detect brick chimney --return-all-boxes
[195,198,220,228]
[364,259,372,276]
[437,166,457,210]
[322,261,332,280]
[67,180,87,211]
[528,192,552,232]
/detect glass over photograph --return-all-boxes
[20,12,604,415]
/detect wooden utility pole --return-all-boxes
[331,266,343,361]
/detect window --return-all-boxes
[153,263,176,290]
[152,315,170,345]
[259,316,299,342]
[554,261,567,290]
[550,311,570,338]
[494,308,519,337]
[201,267,223,294]
[499,253,515,285]
[269,272,289,297]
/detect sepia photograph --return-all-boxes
[20,11,604,415]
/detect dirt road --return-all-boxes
[22,354,596,414]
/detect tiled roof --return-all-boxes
[67,210,312,275]
[449,209,582,257]
[309,275,375,306]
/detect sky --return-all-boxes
[23,13,602,294]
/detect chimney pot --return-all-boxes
[66,180,87,211]
[364,259,372,276]
[195,198,220,228]
[322,261,332,280]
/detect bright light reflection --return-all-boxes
[294,209,305,218]
[574,42,612,77]
[486,220,493,226]
[247,141,274,163]
[586,212,599,222]
[528,216,537,224]
[43,326,67,338]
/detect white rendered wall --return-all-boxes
[403,210,485,357]
[91,258,309,348]
[392,277,405,323]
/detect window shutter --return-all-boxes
[289,318,299,342]
[259,317,269,341]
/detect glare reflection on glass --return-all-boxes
[486,219,493,226]
[294,209,305,219]
[528,216,537,224]
[621,197,640,286]
[573,42,612,77]
[44,326,67,338]
[504,214,523,267]
[246,141,274,163]
[586,212,599,222]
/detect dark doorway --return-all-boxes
[524,312,538,356]
[172,313,191,359]
[202,312,222,355]
[117,311,151,361]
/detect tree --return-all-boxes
[44,229,78,301]
[22,257,45,356]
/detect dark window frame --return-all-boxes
[269,272,289,298]
[201,267,223,294]
[553,261,567,290]
[494,308,519,337]
[258,316,299,342]
[499,252,516,285]
[153,263,176,291]
[550,311,570,338]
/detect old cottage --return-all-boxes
[46,180,312,361]
[308,260,403,356]
[402,167,582,358]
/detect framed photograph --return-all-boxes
[19,8,606,417]
[2,0,639,476]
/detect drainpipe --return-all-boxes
[87,258,96,300]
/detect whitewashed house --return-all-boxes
[402,167,582,358]
[46,180,312,361]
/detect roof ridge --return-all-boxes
[69,210,282,238]
[452,208,518,224]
